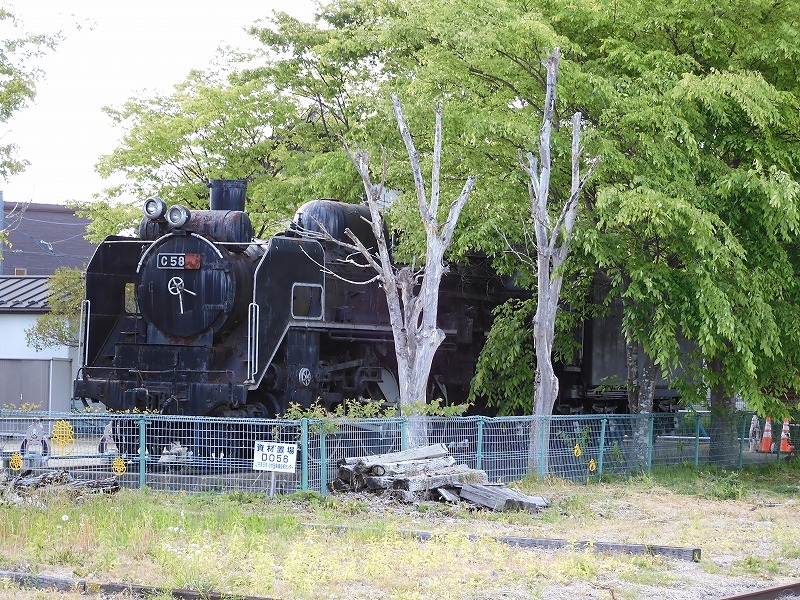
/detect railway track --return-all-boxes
[3,567,799,599]
[721,582,800,599]
[0,570,278,600]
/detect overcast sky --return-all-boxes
[2,0,315,206]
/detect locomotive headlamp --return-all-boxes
[166,204,191,228]
[143,197,167,220]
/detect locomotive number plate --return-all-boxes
[157,253,200,269]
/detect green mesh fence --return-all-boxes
[1,411,793,494]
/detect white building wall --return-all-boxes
[0,313,79,412]
[3,314,71,358]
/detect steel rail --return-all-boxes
[0,570,278,600]
[719,582,800,600]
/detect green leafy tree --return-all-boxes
[0,5,59,179]
[0,5,60,258]
[25,266,84,350]
[87,68,305,239]
[89,0,800,444]
[298,0,800,427]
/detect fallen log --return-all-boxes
[2,469,120,507]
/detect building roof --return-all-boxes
[1,200,96,276]
[0,276,51,313]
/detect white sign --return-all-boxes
[253,441,298,473]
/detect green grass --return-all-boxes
[593,459,800,500]
[2,459,799,598]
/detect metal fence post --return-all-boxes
[476,417,484,470]
[400,418,407,451]
[138,417,146,489]
[301,418,309,491]
[694,413,701,466]
[597,418,607,476]
[539,415,547,478]
[646,415,654,473]
[319,426,327,496]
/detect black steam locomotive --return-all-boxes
[73,180,509,418]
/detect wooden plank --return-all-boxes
[0,570,277,599]
[363,475,394,490]
[435,487,461,502]
[295,525,702,564]
[369,455,456,476]
[457,483,548,512]
[457,482,507,510]
[393,466,488,492]
[494,486,549,511]
[339,444,449,468]
[497,536,701,562]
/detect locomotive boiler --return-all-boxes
[73,180,506,420]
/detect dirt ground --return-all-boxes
[330,481,800,599]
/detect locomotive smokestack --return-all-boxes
[208,179,247,212]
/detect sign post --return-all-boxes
[253,441,298,497]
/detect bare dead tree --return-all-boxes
[337,95,475,445]
[520,48,600,474]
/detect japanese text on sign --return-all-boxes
[253,441,297,473]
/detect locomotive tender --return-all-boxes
[73,180,508,418]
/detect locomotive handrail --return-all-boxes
[96,238,157,244]
[135,231,223,273]
[247,302,259,383]
[79,299,90,367]
[125,368,237,378]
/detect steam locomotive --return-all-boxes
[72,180,510,419]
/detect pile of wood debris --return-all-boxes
[2,469,120,507]
[329,443,548,512]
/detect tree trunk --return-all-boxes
[343,97,473,447]
[521,48,599,476]
[528,281,561,473]
[626,338,639,413]
[709,357,737,466]
[629,351,656,470]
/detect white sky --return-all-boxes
[1,0,316,206]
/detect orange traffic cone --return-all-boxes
[760,418,773,453]
[779,418,794,454]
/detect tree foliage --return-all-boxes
[87,0,800,418]
[87,68,307,239]
[319,0,800,416]
[25,266,84,351]
[0,5,59,179]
